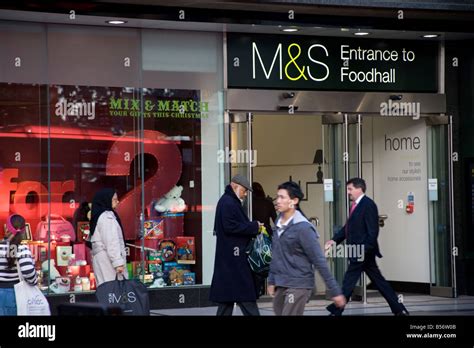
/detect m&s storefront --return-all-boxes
[0,1,473,311]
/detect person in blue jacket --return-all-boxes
[209,174,263,316]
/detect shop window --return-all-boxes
[0,23,224,296]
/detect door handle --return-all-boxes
[378,214,388,227]
[309,217,320,227]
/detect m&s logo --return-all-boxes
[108,292,137,304]
[252,42,330,82]
[27,295,45,306]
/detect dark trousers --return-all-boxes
[327,253,406,315]
[216,301,260,316]
[253,273,267,298]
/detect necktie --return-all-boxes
[345,201,357,240]
[350,201,357,216]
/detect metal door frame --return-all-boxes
[226,111,254,219]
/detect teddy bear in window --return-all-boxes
[154,185,186,214]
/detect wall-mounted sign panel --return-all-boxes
[227,33,438,92]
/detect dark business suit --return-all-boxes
[326,195,407,315]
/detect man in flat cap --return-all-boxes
[210,174,263,316]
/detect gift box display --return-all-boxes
[183,272,196,285]
[176,236,195,264]
[28,241,70,264]
[143,219,164,239]
[162,261,191,286]
[56,246,73,266]
[27,237,95,293]
[147,249,162,261]
[22,207,198,291]
[73,243,87,262]
[147,260,162,273]
[158,239,176,262]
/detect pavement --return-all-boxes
[151,293,474,316]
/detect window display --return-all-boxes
[0,82,206,294]
[0,23,224,301]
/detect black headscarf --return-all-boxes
[87,188,124,248]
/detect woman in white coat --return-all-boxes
[89,188,128,286]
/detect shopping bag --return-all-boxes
[14,261,51,315]
[95,275,150,315]
[246,227,272,276]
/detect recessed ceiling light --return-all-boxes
[106,20,127,25]
[354,32,370,36]
[422,34,440,38]
[340,28,350,32]
[281,28,299,32]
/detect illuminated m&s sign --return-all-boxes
[227,33,438,92]
[252,42,329,82]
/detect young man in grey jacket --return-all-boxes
[267,181,346,315]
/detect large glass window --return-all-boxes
[0,21,224,295]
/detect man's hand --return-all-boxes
[325,240,335,251]
[267,285,275,297]
[332,295,346,308]
[115,265,124,274]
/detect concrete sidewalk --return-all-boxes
[151,293,474,316]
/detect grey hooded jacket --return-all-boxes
[268,210,342,297]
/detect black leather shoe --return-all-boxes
[395,310,410,316]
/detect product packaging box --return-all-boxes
[143,219,164,239]
[56,246,73,266]
[176,236,195,263]
[73,243,87,262]
[183,272,196,285]
[147,260,162,273]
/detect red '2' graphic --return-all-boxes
[106,130,182,239]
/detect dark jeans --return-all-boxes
[0,288,17,316]
[327,253,407,315]
[216,301,260,316]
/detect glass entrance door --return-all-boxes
[323,116,346,284]
[228,112,254,217]
[323,113,364,298]
[427,116,456,297]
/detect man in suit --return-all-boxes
[325,178,409,316]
